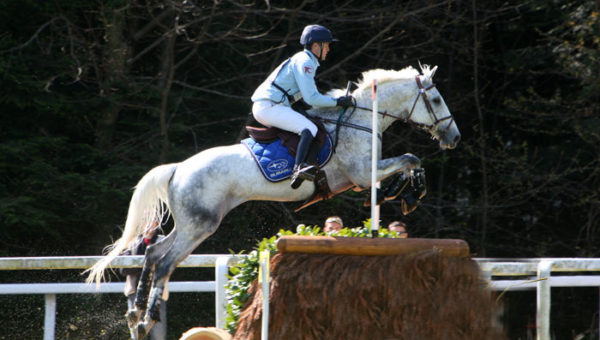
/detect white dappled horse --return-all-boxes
[86,65,460,338]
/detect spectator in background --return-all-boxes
[324,216,343,233]
[388,221,408,238]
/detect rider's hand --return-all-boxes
[336,95,354,107]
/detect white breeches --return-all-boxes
[252,100,318,137]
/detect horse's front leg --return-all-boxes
[363,172,408,206]
[376,153,421,180]
[351,153,421,189]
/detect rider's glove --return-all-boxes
[336,95,354,107]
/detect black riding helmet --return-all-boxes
[300,24,337,45]
[300,25,337,60]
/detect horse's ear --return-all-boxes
[424,66,438,81]
[430,65,438,78]
[419,63,438,81]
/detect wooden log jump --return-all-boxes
[234,236,506,340]
[276,235,470,257]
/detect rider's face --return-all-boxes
[312,42,330,61]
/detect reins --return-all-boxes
[321,117,381,137]
[333,82,354,151]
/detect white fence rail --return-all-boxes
[476,258,600,340]
[0,255,242,340]
[2,256,600,340]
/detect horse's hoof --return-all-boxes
[136,315,156,340]
[127,326,138,340]
[125,308,142,329]
[136,322,149,340]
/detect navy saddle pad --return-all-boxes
[241,135,333,182]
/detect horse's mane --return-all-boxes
[355,66,420,91]
[328,65,435,98]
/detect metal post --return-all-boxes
[481,269,492,286]
[44,294,56,340]
[370,79,379,236]
[215,256,230,329]
[537,260,552,340]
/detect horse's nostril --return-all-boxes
[454,135,461,144]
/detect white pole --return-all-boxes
[370,80,380,235]
[44,294,56,340]
[260,251,270,340]
[537,260,552,340]
[215,256,230,329]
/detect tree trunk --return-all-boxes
[158,30,176,163]
[472,0,489,256]
[95,5,129,151]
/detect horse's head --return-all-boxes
[405,65,461,149]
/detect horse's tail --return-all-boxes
[85,163,178,286]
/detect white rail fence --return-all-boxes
[2,256,600,340]
[0,255,242,340]
[476,258,600,340]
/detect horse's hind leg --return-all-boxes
[126,231,177,331]
[125,258,152,330]
[137,221,219,338]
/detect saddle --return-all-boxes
[246,116,328,157]
[245,116,334,211]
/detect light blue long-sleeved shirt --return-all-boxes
[251,49,337,107]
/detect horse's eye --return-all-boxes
[432,97,441,105]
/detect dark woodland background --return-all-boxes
[1,0,599,339]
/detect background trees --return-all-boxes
[1,0,599,336]
[2,0,599,257]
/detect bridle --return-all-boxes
[407,76,454,132]
[322,75,455,150]
[364,76,454,130]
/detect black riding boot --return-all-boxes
[290,129,317,189]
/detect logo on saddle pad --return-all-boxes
[267,159,289,172]
[241,136,332,182]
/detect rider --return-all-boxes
[251,24,353,189]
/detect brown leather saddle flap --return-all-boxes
[246,116,327,157]
[245,126,280,141]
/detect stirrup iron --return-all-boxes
[291,164,317,189]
